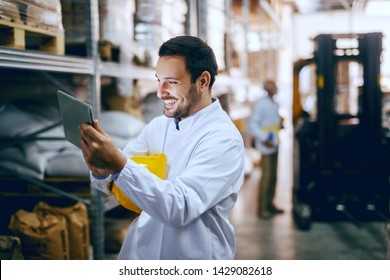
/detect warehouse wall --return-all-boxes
[291,11,390,81]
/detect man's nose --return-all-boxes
[157,81,169,97]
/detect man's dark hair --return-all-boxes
[158,36,218,89]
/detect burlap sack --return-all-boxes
[34,201,91,260]
[0,235,24,260]
[8,209,70,260]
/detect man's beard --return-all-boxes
[164,84,201,119]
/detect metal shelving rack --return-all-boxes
[0,47,94,74]
[0,0,107,259]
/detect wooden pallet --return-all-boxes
[0,18,64,55]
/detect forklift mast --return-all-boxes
[316,33,384,170]
[292,33,390,230]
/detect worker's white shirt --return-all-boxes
[248,96,280,155]
[92,98,245,259]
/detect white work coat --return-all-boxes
[92,98,245,259]
[248,95,280,155]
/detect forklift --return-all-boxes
[292,33,390,230]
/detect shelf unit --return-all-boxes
[0,0,108,259]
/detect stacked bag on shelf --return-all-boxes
[8,208,70,259]
[0,103,72,180]
[0,103,145,179]
[8,201,91,260]
[0,103,87,179]
[99,110,145,149]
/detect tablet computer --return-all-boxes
[57,90,94,148]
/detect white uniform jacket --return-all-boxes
[248,96,280,155]
[92,98,245,259]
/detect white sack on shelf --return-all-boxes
[0,104,68,153]
[44,146,89,178]
[0,146,47,180]
[100,110,145,140]
[0,104,86,178]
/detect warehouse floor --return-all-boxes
[230,169,387,260]
[104,126,388,260]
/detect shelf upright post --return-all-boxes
[225,0,232,76]
[242,0,250,83]
[85,0,105,260]
[185,0,198,36]
[197,0,208,41]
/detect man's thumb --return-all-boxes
[93,119,105,134]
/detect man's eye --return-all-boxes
[168,81,178,85]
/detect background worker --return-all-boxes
[248,79,284,219]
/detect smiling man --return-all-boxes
[79,36,245,260]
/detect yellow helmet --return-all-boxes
[111,153,166,214]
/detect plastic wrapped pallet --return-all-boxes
[25,0,64,32]
[0,0,64,32]
[0,0,64,54]
[0,0,21,22]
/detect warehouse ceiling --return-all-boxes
[291,0,369,13]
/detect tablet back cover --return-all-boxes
[57,90,93,148]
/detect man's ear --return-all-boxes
[198,71,211,89]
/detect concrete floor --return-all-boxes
[230,128,388,260]
[231,168,387,260]
[104,128,388,260]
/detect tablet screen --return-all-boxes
[57,90,94,148]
